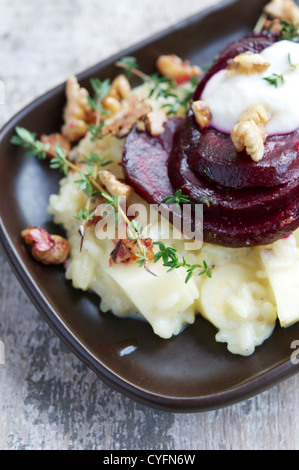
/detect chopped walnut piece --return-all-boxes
[102,74,132,117]
[21,226,70,265]
[192,100,212,128]
[231,121,266,162]
[144,110,168,136]
[156,54,202,84]
[102,96,122,115]
[98,170,133,197]
[264,0,299,24]
[40,133,71,159]
[227,52,271,76]
[61,76,92,143]
[231,104,272,162]
[239,104,272,128]
[101,95,152,138]
[109,74,131,101]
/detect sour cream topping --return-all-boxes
[201,40,299,136]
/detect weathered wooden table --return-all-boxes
[0,0,298,450]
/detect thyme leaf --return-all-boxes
[162,189,191,207]
[264,53,299,87]
[78,151,112,168]
[73,208,97,222]
[154,241,213,284]
[10,127,49,160]
[278,20,299,41]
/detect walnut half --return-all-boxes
[264,0,299,24]
[231,104,271,162]
[101,95,152,138]
[98,171,133,197]
[61,76,92,143]
[156,54,202,84]
[192,100,212,128]
[227,52,271,76]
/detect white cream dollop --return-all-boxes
[201,40,299,136]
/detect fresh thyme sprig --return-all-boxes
[162,189,191,208]
[49,145,70,174]
[10,127,50,160]
[11,127,153,268]
[74,207,97,223]
[116,56,174,98]
[78,151,113,168]
[73,198,97,252]
[278,20,299,41]
[163,189,213,208]
[88,121,106,142]
[162,76,199,115]
[88,78,111,115]
[135,248,149,268]
[154,242,213,284]
[116,56,142,80]
[254,12,299,40]
[264,52,299,87]
[87,77,111,137]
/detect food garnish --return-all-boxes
[40,133,71,159]
[156,54,202,84]
[192,100,212,128]
[61,76,93,143]
[227,52,271,76]
[231,104,272,162]
[264,0,299,24]
[154,242,213,285]
[101,95,152,138]
[264,51,299,86]
[116,56,199,116]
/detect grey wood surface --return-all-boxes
[0,0,298,450]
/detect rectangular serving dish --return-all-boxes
[1,0,298,413]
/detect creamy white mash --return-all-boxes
[201,40,299,135]
[48,127,299,357]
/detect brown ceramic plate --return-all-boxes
[1,0,299,413]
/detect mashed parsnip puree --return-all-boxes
[48,119,299,357]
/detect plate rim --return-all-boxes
[1,0,298,413]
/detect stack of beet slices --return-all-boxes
[122,33,299,248]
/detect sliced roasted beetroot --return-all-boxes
[187,32,299,189]
[202,200,299,248]
[168,139,299,247]
[184,112,299,189]
[169,127,299,220]
[122,117,183,204]
[122,33,299,248]
[123,116,299,247]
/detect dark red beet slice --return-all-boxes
[168,127,299,247]
[122,117,183,204]
[202,202,299,248]
[122,32,299,248]
[122,116,299,247]
[169,124,299,220]
[185,112,299,189]
[188,32,299,189]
